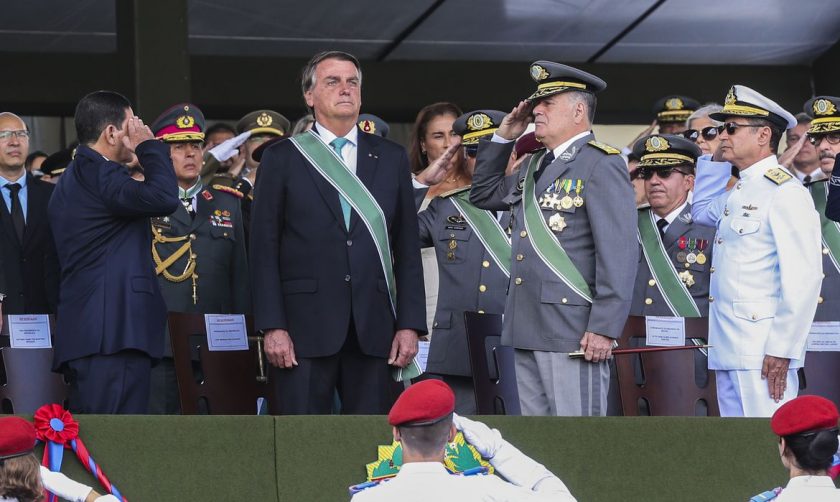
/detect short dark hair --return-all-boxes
[744,117,783,153]
[795,112,812,125]
[300,51,362,98]
[397,413,453,458]
[74,90,132,145]
[205,122,236,137]
[25,151,47,169]
[783,428,839,472]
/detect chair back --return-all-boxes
[464,312,520,415]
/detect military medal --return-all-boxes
[559,179,574,209]
[678,270,695,288]
[678,236,687,250]
[685,238,697,264]
[676,252,687,263]
[686,253,697,264]
[696,239,708,265]
[549,213,567,233]
[573,179,584,208]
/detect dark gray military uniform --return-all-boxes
[150,184,251,413]
[470,134,638,416]
[417,187,509,413]
[630,204,715,316]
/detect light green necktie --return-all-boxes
[330,137,352,229]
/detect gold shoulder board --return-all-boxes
[587,140,620,155]
[764,168,792,185]
[439,185,472,198]
[212,184,244,198]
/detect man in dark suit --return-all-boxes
[0,112,59,316]
[48,91,179,414]
[250,51,427,414]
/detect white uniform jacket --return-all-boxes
[692,154,822,370]
[775,475,840,501]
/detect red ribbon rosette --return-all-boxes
[34,403,79,446]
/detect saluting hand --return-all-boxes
[415,142,461,186]
[779,133,807,169]
[264,328,298,369]
[496,100,534,141]
[389,329,419,368]
[762,355,791,402]
[120,116,154,153]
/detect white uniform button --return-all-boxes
[479,285,487,292]
[645,298,653,305]
[648,279,656,287]
[514,278,523,285]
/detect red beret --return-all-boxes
[0,417,36,460]
[514,132,543,158]
[388,379,455,427]
[771,395,840,437]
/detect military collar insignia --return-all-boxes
[678,212,692,224]
[516,176,525,193]
[559,146,576,161]
[256,112,273,127]
[813,99,837,116]
[202,190,213,201]
[530,64,549,82]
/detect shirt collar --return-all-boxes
[739,155,781,181]
[178,179,203,199]
[551,130,591,160]
[655,200,689,226]
[785,475,837,489]
[395,462,450,476]
[314,121,358,148]
[0,170,27,188]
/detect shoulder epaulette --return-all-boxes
[439,185,472,198]
[212,184,244,199]
[587,140,621,155]
[749,487,782,501]
[764,167,793,185]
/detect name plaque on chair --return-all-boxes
[204,314,249,351]
[8,315,51,349]
[645,316,686,347]
[807,321,840,352]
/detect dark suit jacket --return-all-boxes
[0,173,59,314]
[826,153,840,222]
[48,142,179,369]
[250,128,426,359]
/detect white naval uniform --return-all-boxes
[774,475,840,501]
[350,462,577,502]
[692,154,822,417]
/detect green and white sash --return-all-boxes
[810,182,840,273]
[449,191,511,278]
[522,152,592,302]
[636,209,701,317]
[290,131,397,316]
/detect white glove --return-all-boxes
[96,495,121,501]
[40,466,94,502]
[209,131,251,162]
[453,413,504,459]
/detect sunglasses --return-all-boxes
[635,167,691,180]
[808,133,840,146]
[682,127,719,142]
[463,145,478,158]
[717,122,759,136]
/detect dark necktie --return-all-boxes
[656,218,668,240]
[535,150,555,182]
[803,175,812,185]
[181,197,195,219]
[6,183,24,242]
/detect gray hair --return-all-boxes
[300,51,363,98]
[686,103,723,128]
[567,91,597,125]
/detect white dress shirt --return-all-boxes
[314,121,358,175]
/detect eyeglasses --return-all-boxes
[636,167,691,180]
[0,130,30,141]
[682,127,719,142]
[808,133,840,146]
[717,122,758,136]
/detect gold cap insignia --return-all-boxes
[176,115,195,129]
[725,87,737,106]
[665,98,684,110]
[359,119,376,134]
[467,113,492,131]
[530,64,549,82]
[813,99,837,116]
[183,105,190,112]
[645,136,670,152]
[256,112,273,127]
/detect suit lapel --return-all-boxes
[22,174,45,249]
[189,189,212,232]
[350,131,379,233]
[662,204,692,248]
[0,178,22,250]
[535,133,593,194]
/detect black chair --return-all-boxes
[464,312,520,415]
[0,315,69,414]
[799,352,840,409]
[614,316,719,416]
[168,312,271,414]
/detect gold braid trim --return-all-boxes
[151,229,195,281]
